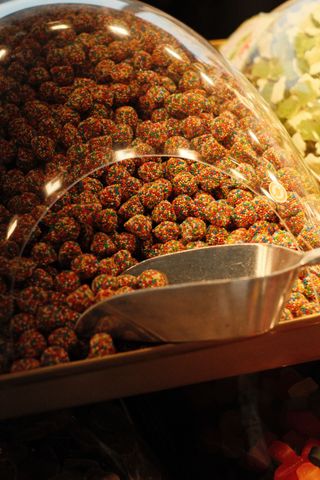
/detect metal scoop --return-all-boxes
[76,243,320,343]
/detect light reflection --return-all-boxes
[247,129,259,145]
[0,48,8,61]
[6,217,18,241]
[230,168,246,181]
[114,149,135,162]
[255,246,270,277]
[44,178,62,197]
[304,198,320,223]
[260,186,275,202]
[164,46,183,61]
[48,22,70,31]
[177,148,198,161]
[246,92,256,101]
[108,24,130,37]
[267,170,278,183]
[234,90,257,115]
[200,71,214,87]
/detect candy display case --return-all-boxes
[2,0,320,418]
[229,0,320,179]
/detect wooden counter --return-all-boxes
[1,315,320,419]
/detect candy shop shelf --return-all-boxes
[1,314,320,420]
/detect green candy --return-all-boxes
[238,0,320,175]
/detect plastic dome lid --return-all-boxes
[232,0,320,179]
[1,0,320,373]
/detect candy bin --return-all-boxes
[2,0,320,418]
[224,0,320,180]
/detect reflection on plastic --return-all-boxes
[164,46,183,61]
[108,23,130,36]
[47,21,70,30]
[6,217,18,241]
[44,178,62,198]
[0,47,8,61]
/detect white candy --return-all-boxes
[258,32,273,59]
[287,111,312,130]
[292,132,306,154]
[271,76,286,104]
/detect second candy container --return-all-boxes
[224,0,320,179]
[1,0,320,375]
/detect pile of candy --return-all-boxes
[1,4,320,374]
[241,0,320,177]
[9,266,168,373]
[6,151,320,372]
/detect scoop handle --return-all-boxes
[299,248,320,268]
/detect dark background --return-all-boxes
[147,0,284,39]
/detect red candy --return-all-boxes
[41,346,70,366]
[88,332,116,358]
[10,313,37,336]
[91,274,117,293]
[137,269,168,289]
[71,254,99,279]
[10,358,40,373]
[48,327,78,351]
[54,271,81,293]
[66,284,95,313]
[17,329,47,358]
[269,441,300,465]
[180,217,206,242]
[124,214,152,240]
[153,221,180,243]
[113,249,137,272]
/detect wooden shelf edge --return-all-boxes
[1,315,320,419]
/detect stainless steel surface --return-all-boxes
[76,244,320,342]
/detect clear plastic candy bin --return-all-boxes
[234,0,320,179]
[1,0,320,375]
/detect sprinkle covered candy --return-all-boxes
[0,3,320,375]
[137,269,168,289]
[88,332,116,358]
[41,346,70,366]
